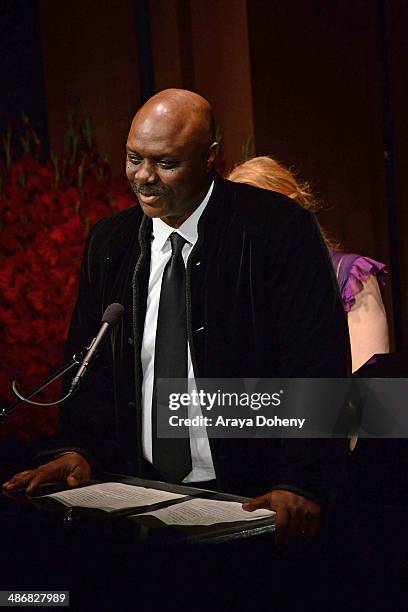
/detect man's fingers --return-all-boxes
[2,470,36,490]
[66,462,91,487]
[26,473,53,494]
[242,493,272,512]
[2,455,92,496]
[25,463,63,494]
[66,475,81,487]
[242,490,321,549]
[27,457,91,492]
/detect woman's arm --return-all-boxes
[347,274,389,373]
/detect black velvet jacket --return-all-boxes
[57,176,351,500]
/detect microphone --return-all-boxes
[69,303,124,394]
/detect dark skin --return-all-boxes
[126,88,217,228]
[2,452,91,495]
[2,89,320,546]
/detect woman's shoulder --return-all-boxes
[329,250,386,312]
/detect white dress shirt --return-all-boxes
[141,181,216,483]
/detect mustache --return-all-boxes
[131,182,169,197]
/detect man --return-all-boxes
[3,89,350,546]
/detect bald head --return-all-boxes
[132,89,215,152]
[126,89,218,227]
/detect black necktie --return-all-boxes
[152,232,192,482]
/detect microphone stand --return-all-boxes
[1,303,124,423]
[0,348,87,423]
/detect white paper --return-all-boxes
[40,482,186,513]
[135,498,275,526]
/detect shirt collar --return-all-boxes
[152,180,214,252]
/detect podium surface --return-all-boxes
[1,473,276,548]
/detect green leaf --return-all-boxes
[20,135,30,153]
[82,113,93,148]
[70,134,79,165]
[77,158,85,195]
[241,136,253,161]
[51,151,60,188]
[83,215,90,235]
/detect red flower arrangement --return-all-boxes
[0,114,135,442]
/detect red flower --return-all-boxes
[0,124,135,443]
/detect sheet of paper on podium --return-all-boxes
[40,482,186,513]
[135,498,276,526]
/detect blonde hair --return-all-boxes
[228,156,338,249]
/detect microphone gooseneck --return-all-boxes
[69,303,124,394]
[3,303,125,416]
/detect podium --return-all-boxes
[1,475,281,611]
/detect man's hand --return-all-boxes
[242,489,320,548]
[2,453,91,495]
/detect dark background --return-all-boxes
[1,0,407,349]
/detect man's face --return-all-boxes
[126,111,215,226]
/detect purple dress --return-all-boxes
[329,250,386,313]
